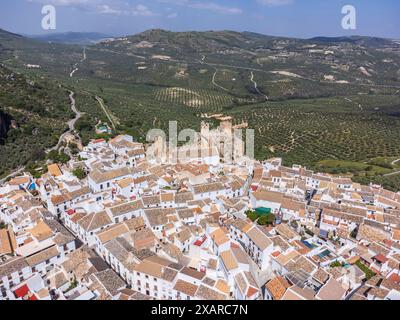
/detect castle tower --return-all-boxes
[200,121,210,150]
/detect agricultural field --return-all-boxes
[1,28,400,189]
[154,87,232,111]
[228,95,400,167]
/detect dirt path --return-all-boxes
[200,55,231,93]
[81,47,87,62]
[70,48,87,78]
[211,68,230,92]
[384,170,400,177]
[70,67,78,78]
[47,91,81,152]
[0,167,25,185]
[391,158,400,165]
[95,96,117,131]
[344,97,363,111]
[250,71,269,100]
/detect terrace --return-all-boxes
[312,247,339,266]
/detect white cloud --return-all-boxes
[158,0,242,15]
[256,0,294,6]
[190,2,242,15]
[27,0,157,16]
[96,4,125,15]
[132,4,157,16]
[167,12,178,19]
[27,0,99,6]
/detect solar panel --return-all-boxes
[285,269,310,289]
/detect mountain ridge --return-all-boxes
[28,31,112,44]
[0,27,395,45]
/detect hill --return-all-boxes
[0,63,71,176]
[0,28,400,189]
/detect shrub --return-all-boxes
[245,210,258,222]
[72,167,87,180]
[258,214,276,226]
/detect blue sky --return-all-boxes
[0,0,399,38]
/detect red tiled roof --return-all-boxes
[28,294,38,301]
[373,254,389,264]
[14,284,29,298]
[247,287,258,298]
[271,251,281,258]
[388,273,400,284]
[194,236,207,246]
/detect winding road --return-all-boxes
[70,67,78,78]
[201,55,232,93]
[47,90,81,153]
[1,90,82,184]
[211,68,230,93]
[250,71,269,100]
[70,48,87,78]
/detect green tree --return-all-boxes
[58,151,70,164]
[258,214,276,226]
[245,210,258,222]
[72,167,87,180]
[68,142,79,155]
[47,150,60,162]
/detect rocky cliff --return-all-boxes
[0,109,11,144]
